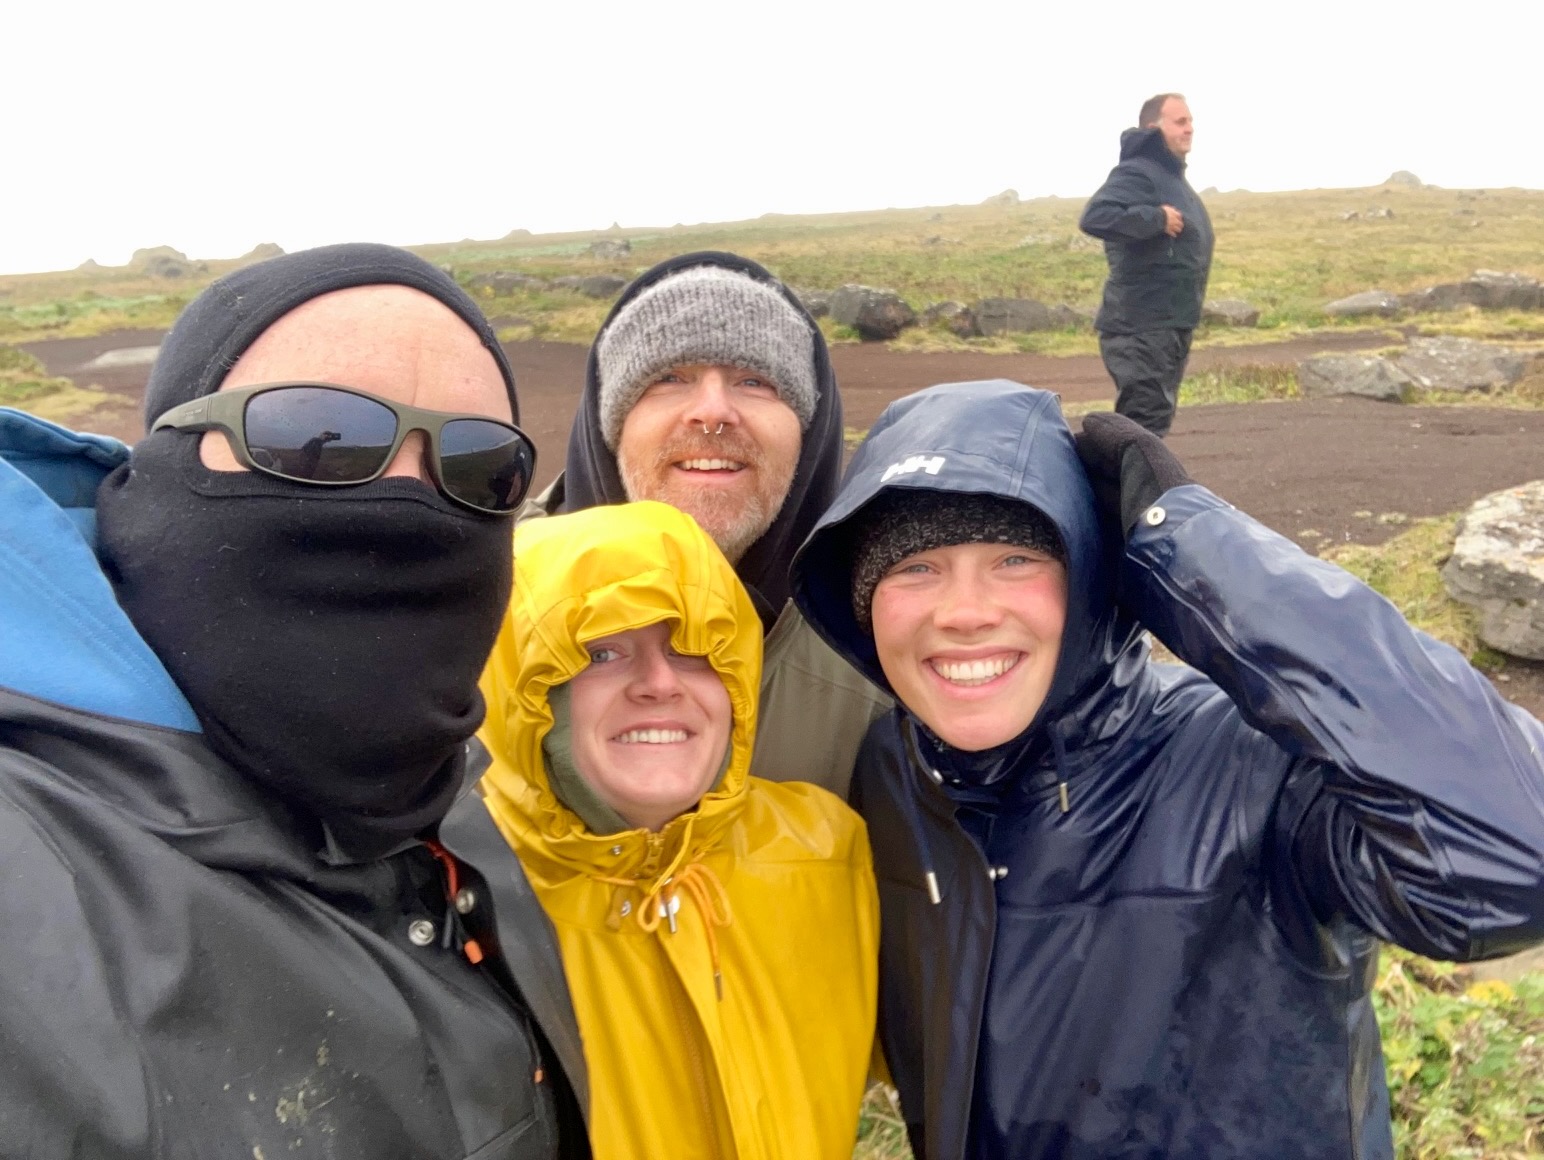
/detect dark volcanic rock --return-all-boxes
[830,285,917,341]
[975,298,1054,336]
[921,301,979,338]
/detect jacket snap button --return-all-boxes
[989,866,1009,881]
[611,845,623,856]
[407,919,437,947]
[620,901,632,917]
[1143,505,1167,527]
[454,888,477,915]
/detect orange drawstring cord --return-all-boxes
[423,839,484,965]
[596,815,734,999]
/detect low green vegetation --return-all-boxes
[1324,514,1494,662]
[0,345,72,407]
[0,288,190,343]
[1376,948,1544,1158]
[5,184,1544,348]
[1178,362,1300,406]
[854,1084,911,1160]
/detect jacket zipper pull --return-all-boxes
[661,892,680,934]
[1059,780,1071,814]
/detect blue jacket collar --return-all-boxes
[0,408,198,730]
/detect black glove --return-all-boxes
[1073,412,1192,538]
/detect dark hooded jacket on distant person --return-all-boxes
[518,251,889,796]
[792,379,1544,1160]
[0,245,588,1160]
[1079,126,1214,334]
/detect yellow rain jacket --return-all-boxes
[479,501,880,1160]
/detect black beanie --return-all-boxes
[850,490,1066,633]
[142,242,518,427]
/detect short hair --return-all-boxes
[1139,93,1185,127]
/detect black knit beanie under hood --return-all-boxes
[850,490,1066,634]
[100,243,516,862]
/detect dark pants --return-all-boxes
[1098,328,1194,437]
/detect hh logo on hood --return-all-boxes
[881,455,946,483]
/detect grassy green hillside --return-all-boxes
[5,183,1543,355]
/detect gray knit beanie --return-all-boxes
[595,265,818,450]
[850,490,1066,634]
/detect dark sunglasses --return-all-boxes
[152,382,537,515]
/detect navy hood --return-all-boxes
[1119,125,1184,173]
[792,380,1143,754]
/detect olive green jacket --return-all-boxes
[516,476,890,798]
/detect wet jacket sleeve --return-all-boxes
[1079,163,1169,241]
[1122,484,1544,962]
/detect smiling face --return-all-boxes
[616,364,801,563]
[565,620,733,831]
[871,541,1067,752]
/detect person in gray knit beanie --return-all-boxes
[850,489,1065,634]
[595,265,818,451]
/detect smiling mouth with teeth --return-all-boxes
[930,654,1023,687]
[614,728,691,744]
[677,459,745,472]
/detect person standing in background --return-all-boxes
[1080,93,1213,436]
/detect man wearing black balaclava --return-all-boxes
[0,244,589,1159]
[516,252,890,798]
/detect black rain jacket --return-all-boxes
[791,380,1544,1160]
[1080,127,1214,334]
[0,408,589,1160]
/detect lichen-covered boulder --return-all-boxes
[1324,290,1402,318]
[1297,354,1415,402]
[1396,337,1532,393]
[1442,481,1544,660]
[1201,299,1260,327]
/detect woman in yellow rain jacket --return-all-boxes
[478,500,879,1160]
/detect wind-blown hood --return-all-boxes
[478,501,763,878]
[561,251,843,622]
[1119,125,1184,172]
[792,381,1144,753]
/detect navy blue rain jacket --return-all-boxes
[791,381,1544,1160]
[1079,127,1213,334]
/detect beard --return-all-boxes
[618,429,796,563]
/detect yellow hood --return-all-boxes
[479,500,762,879]
[477,501,879,1160]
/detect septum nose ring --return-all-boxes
[701,423,725,436]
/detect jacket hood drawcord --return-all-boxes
[1049,726,1072,815]
[900,717,945,906]
[595,813,736,999]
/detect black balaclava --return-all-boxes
[98,243,516,861]
[562,252,842,628]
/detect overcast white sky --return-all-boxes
[5,0,1541,275]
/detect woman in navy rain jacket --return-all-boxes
[791,380,1544,1160]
